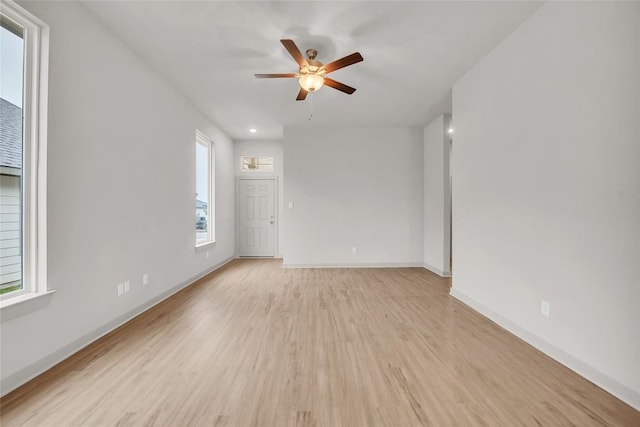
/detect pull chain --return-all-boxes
[308,92,314,121]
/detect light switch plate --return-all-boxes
[541,300,550,317]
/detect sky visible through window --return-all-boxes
[0,24,23,107]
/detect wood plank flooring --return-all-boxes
[1,259,639,426]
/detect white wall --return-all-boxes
[234,140,284,256]
[1,1,235,395]
[283,126,423,267]
[452,1,640,408]
[423,114,452,276]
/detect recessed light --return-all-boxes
[249,128,257,133]
[447,128,454,134]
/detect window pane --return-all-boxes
[0,22,24,295]
[241,156,274,172]
[195,141,209,242]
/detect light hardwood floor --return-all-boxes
[1,259,639,426]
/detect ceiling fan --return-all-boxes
[255,39,364,101]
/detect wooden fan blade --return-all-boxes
[323,52,363,74]
[255,73,297,78]
[323,77,356,94]
[280,39,308,67]
[296,88,308,101]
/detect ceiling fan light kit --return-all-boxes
[298,73,324,91]
[255,39,363,101]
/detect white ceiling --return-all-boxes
[79,1,543,140]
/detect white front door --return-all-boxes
[237,178,276,257]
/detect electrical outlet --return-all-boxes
[143,273,149,286]
[541,300,550,317]
[352,246,357,254]
[117,283,124,297]
[124,280,130,294]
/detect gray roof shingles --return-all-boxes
[0,98,22,170]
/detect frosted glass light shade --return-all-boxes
[299,74,324,92]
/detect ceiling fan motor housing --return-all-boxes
[300,50,325,76]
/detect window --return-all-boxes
[195,131,214,246]
[241,156,273,172]
[0,1,48,305]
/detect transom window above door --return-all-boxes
[241,156,273,172]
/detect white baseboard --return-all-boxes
[423,262,452,277]
[282,262,424,269]
[235,255,283,259]
[450,288,640,411]
[0,256,235,397]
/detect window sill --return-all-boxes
[195,240,216,251]
[0,290,56,322]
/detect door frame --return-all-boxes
[235,176,279,258]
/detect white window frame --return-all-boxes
[0,0,50,308]
[195,130,215,247]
